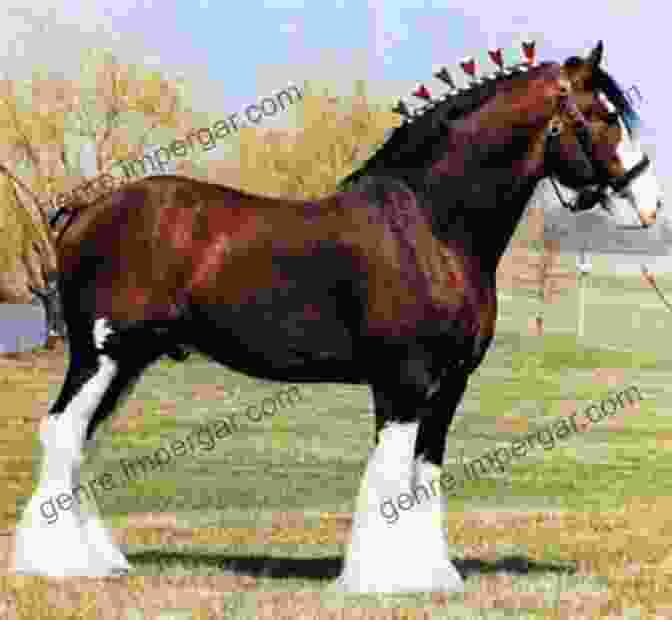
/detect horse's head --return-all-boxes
[341,40,661,233]
[540,41,662,227]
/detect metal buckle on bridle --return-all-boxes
[546,118,563,138]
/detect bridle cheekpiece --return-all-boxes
[545,78,651,214]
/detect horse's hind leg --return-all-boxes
[13,318,156,576]
[76,356,151,577]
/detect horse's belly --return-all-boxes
[188,296,355,368]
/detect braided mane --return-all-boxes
[339,51,640,192]
[338,62,540,191]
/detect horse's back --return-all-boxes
[56,174,492,357]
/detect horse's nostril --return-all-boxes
[657,199,664,211]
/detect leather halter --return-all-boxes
[545,90,651,214]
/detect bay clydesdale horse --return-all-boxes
[14,41,661,593]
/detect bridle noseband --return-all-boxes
[545,87,651,214]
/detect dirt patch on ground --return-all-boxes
[0,341,663,617]
[592,368,627,388]
[0,509,620,619]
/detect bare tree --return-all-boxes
[0,49,193,308]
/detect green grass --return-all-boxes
[9,261,672,617]
[44,265,669,527]
[34,269,659,535]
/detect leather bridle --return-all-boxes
[544,86,651,214]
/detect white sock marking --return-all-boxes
[335,422,463,593]
[13,318,129,576]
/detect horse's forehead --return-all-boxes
[562,56,591,84]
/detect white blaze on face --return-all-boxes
[598,93,662,226]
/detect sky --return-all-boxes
[1,0,669,258]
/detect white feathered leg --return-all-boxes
[13,319,129,576]
[333,422,463,593]
[78,437,131,574]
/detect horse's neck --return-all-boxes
[427,157,541,275]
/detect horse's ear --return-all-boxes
[587,41,604,70]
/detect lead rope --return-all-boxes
[641,264,672,313]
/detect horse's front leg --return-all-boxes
[334,368,469,593]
